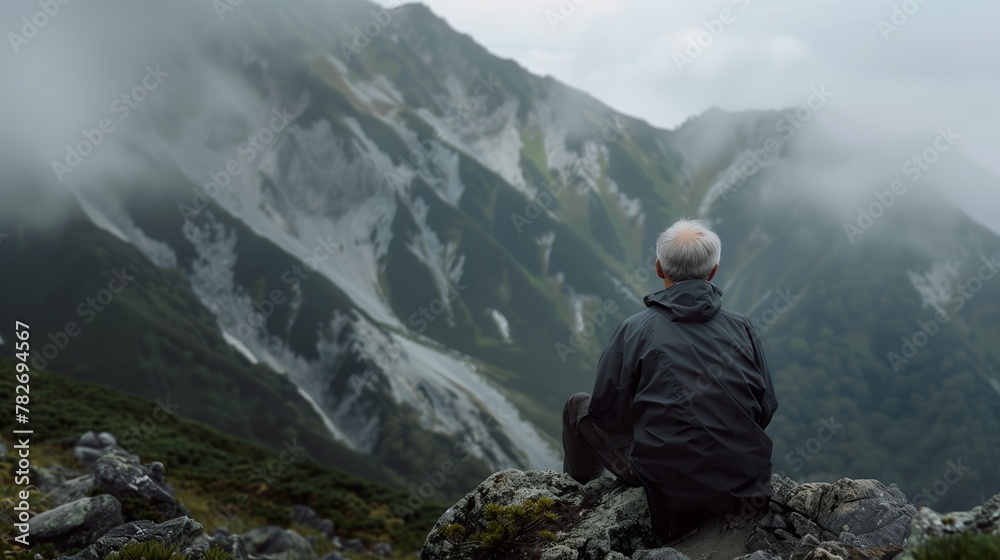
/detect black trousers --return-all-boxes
[561,392,641,487]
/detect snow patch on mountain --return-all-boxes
[487,309,511,342]
[908,260,962,315]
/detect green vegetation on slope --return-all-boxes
[0,360,444,553]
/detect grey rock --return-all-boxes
[372,541,393,556]
[341,537,366,553]
[29,494,123,550]
[63,516,209,560]
[77,431,101,449]
[36,464,84,493]
[631,547,690,559]
[74,447,107,470]
[0,441,7,458]
[96,432,117,447]
[94,450,176,518]
[243,526,314,560]
[897,492,1000,560]
[748,475,914,557]
[422,469,660,560]
[290,504,335,538]
[207,527,249,560]
[48,475,96,506]
[318,553,346,560]
[733,552,781,560]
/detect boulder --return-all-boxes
[206,526,250,560]
[48,475,96,507]
[748,476,914,558]
[63,516,209,560]
[243,525,315,560]
[94,450,177,518]
[29,494,124,550]
[36,464,84,493]
[422,470,919,560]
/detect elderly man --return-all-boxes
[562,218,778,542]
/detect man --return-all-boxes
[562,218,778,543]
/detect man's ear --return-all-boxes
[655,259,665,279]
[707,263,719,281]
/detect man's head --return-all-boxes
[655,219,721,287]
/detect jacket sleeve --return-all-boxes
[588,322,635,434]
[747,320,778,429]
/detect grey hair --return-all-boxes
[655,219,722,282]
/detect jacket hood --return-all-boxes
[643,280,723,322]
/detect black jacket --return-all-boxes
[588,280,778,537]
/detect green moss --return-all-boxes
[913,532,1000,559]
[440,497,560,557]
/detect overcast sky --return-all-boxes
[373,0,999,180]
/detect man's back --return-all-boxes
[588,280,778,535]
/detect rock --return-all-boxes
[897,492,1000,560]
[243,526,315,560]
[631,547,690,559]
[35,464,84,493]
[290,504,335,538]
[423,470,661,560]
[423,470,921,560]
[318,552,346,560]
[372,541,393,556]
[206,527,249,560]
[747,476,913,558]
[77,431,102,449]
[341,537,366,553]
[0,441,7,458]
[29,494,124,550]
[96,432,117,447]
[63,516,209,560]
[732,553,781,560]
[48,474,96,506]
[94,450,177,518]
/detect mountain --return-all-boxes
[1,0,998,512]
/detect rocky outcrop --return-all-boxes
[63,516,209,560]
[94,451,177,518]
[897,493,1000,559]
[29,494,124,550]
[746,476,915,558]
[421,469,974,560]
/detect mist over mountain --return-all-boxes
[1,0,998,518]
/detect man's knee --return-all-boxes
[563,392,591,430]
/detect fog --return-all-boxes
[2,0,998,235]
